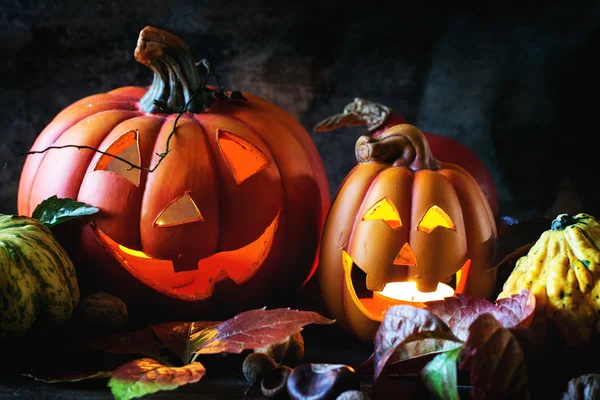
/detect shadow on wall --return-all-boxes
[491,27,600,219]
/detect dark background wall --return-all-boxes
[1,0,599,220]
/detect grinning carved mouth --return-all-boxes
[341,250,471,321]
[92,212,280,301]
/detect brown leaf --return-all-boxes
[194,307,334,355]
[460,314,530,400]
[65,327,164,360]
[108,358,205,400]
[425,290,536,341]
[373,306,462,383]
[151,321,220,364]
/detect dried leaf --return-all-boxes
[32,195,99,227]
[151,321,220,364]
[21,351,121,383]
[461,314,529,400]
[373,306,462,383]
[421,345,464,400]
[425,290,536,341]
[108,358,205,400]
[66,328,165,361]
[194,307,334,355]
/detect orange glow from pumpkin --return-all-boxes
[393,243,416,266]
[376,281,455,303]
[417,205,456,233]
[217,129,270,184]
[153,192,203,227]
[342,249,471,321]
[93,212,280,300]
[361,197,402,229]
[94,129,141,186]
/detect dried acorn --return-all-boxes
[256,339,291,364]
[77,292,128,331]
[261,365,293,399]
[282,332,305,367]
[287,363,360,400]
[243,352,277,394]
[257,331,305,366]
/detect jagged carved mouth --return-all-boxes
[92,212,280,301]
[341,250,471,321]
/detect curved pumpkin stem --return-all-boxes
[354,124,440,171]
[135,26,205,113]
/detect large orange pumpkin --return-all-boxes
[17,26,330,321]
[318,124,497,341]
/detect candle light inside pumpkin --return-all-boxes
[374,281,455,308]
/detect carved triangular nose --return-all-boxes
[393,243,416,266]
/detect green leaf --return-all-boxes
[421,346,463,400]
[32,195,99,227]
[108,358,205,400]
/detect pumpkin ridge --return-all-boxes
[18,103,139,216]
[240,93,330,220]
[212,105,323,283]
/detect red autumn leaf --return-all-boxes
[194,307,334,355]
[425,290,535,341]
[151,321,220,364]
[108,358,205,400]
[373,305,462,383]
[460,313,530,400]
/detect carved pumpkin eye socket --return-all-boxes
[94,129,141,186]
[361,197,402,229]
[417,205,456,233]
[153,192,203,228]
[217,129,270,185]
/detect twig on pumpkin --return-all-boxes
[3,60,246,172]
[2,94,190,172]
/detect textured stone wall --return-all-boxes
[1,0,599,219]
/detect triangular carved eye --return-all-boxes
[94,130,141,186]
[361,197,402,229]
[417,205,456,233]
[217,129,270,184]
[154,192,203,228]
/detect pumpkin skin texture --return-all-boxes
[498,213,600,348]
[318,124,497,342]
[17,27,329,321]
[314,98,499,216]
[0,214,79,336]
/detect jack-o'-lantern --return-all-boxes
[318,124,497,341]
[17,27,330,321]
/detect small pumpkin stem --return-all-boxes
[135,26,206,113]
[551,214,577,231]
[354,124,440,171]
[314,98,392,132]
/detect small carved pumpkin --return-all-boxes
[318,124,497,341]
[17,27,329,321]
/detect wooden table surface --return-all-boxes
[0,322,435,400]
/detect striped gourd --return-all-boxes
[0,214,79,336]
[498,213,600,348]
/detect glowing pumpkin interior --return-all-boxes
[91,129,279,300]
[344,197,471,321]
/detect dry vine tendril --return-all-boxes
[3,59,246,172]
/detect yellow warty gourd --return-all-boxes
[498,213,600,348]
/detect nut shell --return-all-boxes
[78,292,128,331]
